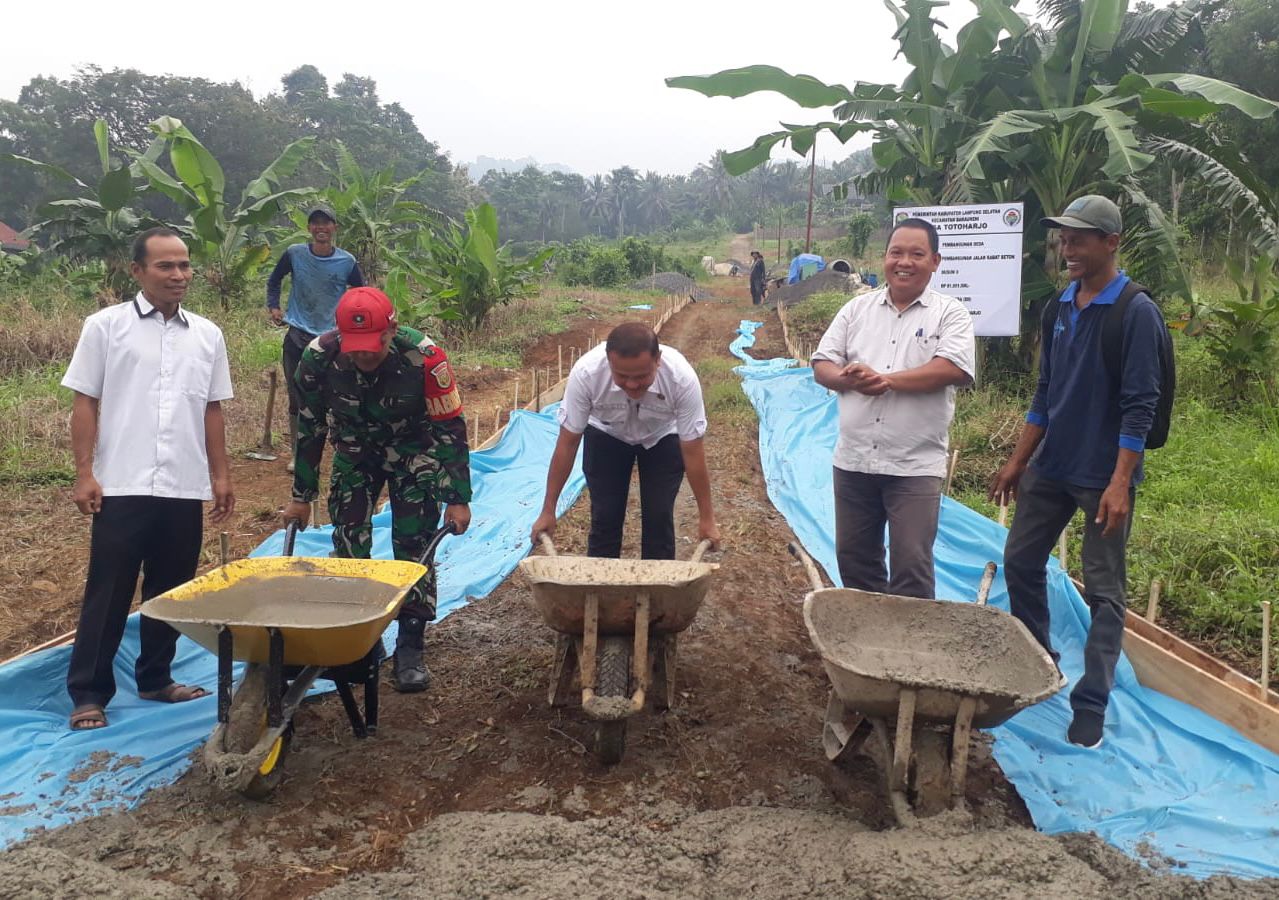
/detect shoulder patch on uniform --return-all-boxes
[424,345,463,420]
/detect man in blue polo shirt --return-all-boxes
[989,195,1165,749]
[266,205,365,471]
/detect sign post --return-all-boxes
[891,202,1025,338]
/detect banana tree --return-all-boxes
[393,203,554,331]
[1,119,159,302]
[134,116,315,308]
[669,0,1279,368]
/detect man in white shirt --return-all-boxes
[811,218,975,598]
[531,322,720,557]
[60,227,235,731]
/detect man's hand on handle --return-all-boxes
[530,511,557,546]
[283,500,312,530]
[269,308,284,326]
[443,503,471,535]
[698,516,722,551]
[73,475,103,516]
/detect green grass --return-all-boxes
[696,357,757,428]
[785,291,854,346]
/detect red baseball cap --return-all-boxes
[336,287,396,353]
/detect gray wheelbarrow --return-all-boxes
[518,537,717,764]
[790,545,1065,824]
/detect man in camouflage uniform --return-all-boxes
[283,286,471,693]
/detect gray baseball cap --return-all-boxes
[1041,194,1122,235]
[307,203,336,223]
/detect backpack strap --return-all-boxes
[1040,288,1066,354]
[1100,280,1151,383]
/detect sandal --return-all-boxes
[69,704,108,731]
[138,683,210,703]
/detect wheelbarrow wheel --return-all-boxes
[225,663,291,800]
[594,636,630,765]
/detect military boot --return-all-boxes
[392,617,431,693]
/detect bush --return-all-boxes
[586,247,629,287]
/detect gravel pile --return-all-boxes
[769,269,870,307]
[629,272,710,300]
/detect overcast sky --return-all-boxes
[5,0,1173,177]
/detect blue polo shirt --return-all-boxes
[265,244,365,337]
[1026,272,1164,489]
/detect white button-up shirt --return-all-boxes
[812,287,975,478]
[61,293,234,500]
[558,343,707,448]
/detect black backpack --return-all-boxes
[1039,281,1176,449]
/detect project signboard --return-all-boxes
[892,202,1024,337]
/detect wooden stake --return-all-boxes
[1057,528,1068,573]
[1263,600,1272,702]
[558,344,563,381]
[943,448,959,496]
[219,532,230,567]
[493,406,500,439]
[997,501,1008,528]
[533,367,541,412]
[1146,578,1162,622]
[591,328,596,347]
[513,378,520,411]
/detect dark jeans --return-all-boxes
[750,284,765,306]
[67,496,204,708]
[1004,466,1133,716]
[582,426,685,559]
[833,468,942,599]
[282,326,315,416]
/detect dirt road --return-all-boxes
[3,287,1270,899]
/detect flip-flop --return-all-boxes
[138,683,210,703]
[69,704,107,731]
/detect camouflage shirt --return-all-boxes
[292,326,472,505]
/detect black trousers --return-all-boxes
[66,496,204,708]
[1003,466,1133,716]
[582,426,685,559]
[282,326,315,416]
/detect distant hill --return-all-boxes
[466,155,576,182]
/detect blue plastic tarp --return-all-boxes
[0,406,583,847]
[734,337,1279,879]
[786,253,825,284]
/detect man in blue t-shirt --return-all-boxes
[989,195,1164,750]
[266,205,365,470]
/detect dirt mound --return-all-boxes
[629,272,710,299]
[0,846,186,899]
[315,806,1268,899]
[769,269,870,307]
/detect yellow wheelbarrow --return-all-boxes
[518,536,717,764]
[140,521,455,799]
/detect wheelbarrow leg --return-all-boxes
[580,593,599,705]
[950,695,978,808]
[217,626,233,725]
[334,680,368,739]
[868,716,915,827]
[651,634,678,712]
[365,666,380,736]
[548,633,579,708]
[822,691,868,764]
[628,592,650,713]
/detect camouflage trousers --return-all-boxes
[328,450,443,621]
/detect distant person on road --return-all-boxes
[61,227,235,731]
[531,322,721,558]
[266,205,365,472]
[990,195,1169,750]
[811,218,975,600]
[749,250,767,306]
[283,287,471,694]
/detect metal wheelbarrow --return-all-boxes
[790,545,1065,823]
[518,537,717,764]
[140,521,455,799]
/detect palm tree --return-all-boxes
[581,174,610,235]
[606,166,640,237]
[637,171,671,231]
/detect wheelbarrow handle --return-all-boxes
[690,539,713,564]
[537,533,557,557]
[787,541,825,592]
[282,519,300,557]
[975,561,998,607]
[416,519,459,568]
